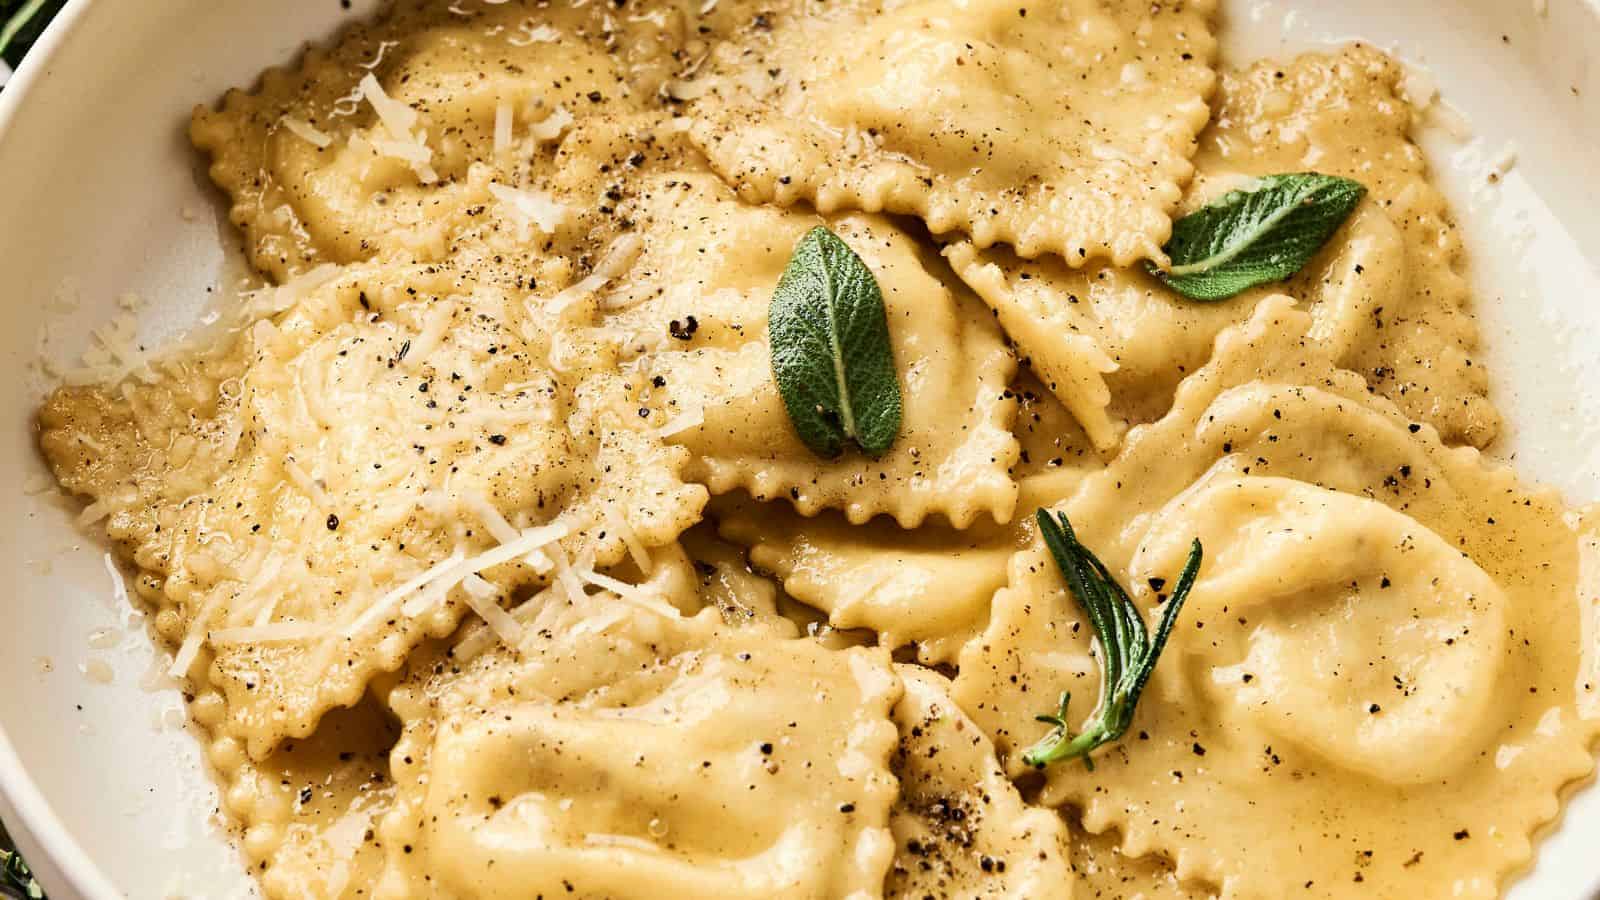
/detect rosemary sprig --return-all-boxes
[1022,510,1201,770]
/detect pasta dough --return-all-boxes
[377,593,902,899]
[197,695,397,900]
[686,0,1218,264]
[607,171,1021,528]
[888,667,1072,899]
[39,259,705,758]
[954,298,1600,899]
[947,46,1498,450]
[712,374,1096,664]
[191,0,726,280]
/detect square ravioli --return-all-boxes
[946,46,1498,450]
[39,260,705,759]
[953,299,1600,900]
[376,598,902,899]
[686,0,1218,264]
[600,171,1021,528]
[191,0,732,281]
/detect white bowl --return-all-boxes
[1,1,1597,897]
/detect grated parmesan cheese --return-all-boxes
[493,99,514,156]
[488,182,571,235]
[243,263,341,319]
[655,404,704,439]
[545,233,645,314]
[606,508,651,574]
[359,73,439,183]
[461,585,525,646]
[577,569,680,618]
[349,549,467,636]
[284,459,332,507]
[169,630,204,678]
[664,79,711,101]
[102,553,131,611]
[282,116,334,148]
[528,105,573,142]
[347,521,570,635]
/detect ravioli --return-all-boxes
[888,667,1072,899]
[604,171,1021,528]
[189,0,731,281]
[197,695,397,900]
[686,0,1218,264]
[712,374,1095,664]
[953,298,1600,899]
[947,46,1498,450]
[35,2,1600,896]
[376,594,902,900]
[1070,828,1210,900]
[39,260,705,758]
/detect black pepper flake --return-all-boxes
[1454,829,1470,840]
[326,514,339,531]
[669,315,699,340]
[838,802,855,813]
[488,434,508,446]
[587,90,604,103]
[1192,742,1207,756]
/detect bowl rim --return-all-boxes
[0,2,130,895]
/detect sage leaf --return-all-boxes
[1149,173,1366,301]
[768,226,902,458]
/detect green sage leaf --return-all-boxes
[768,226,902,458]
[1150,173,1367,301]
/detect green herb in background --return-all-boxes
[0,0,69,70]
[0,823,43,900]
[1022,510,1202,770]
[1148,172,1366,301]
[768,225,902,459]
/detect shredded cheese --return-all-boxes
[544,233,645,314]
[102,553,130,611]
[528,105,573,142]
[664,79,711,101]
[577,569,680,618]
[606,508,651,574]
[284,459,332,507]
[243,263,341,319]
[655,404,705,439]
[346,550,466,636]
[493,99,514,156]
[487,183,571,235]
[461,586,525,646]
[359,73,438,183]
[169,631,204,678]
[549,543,588,605]
[347,521,569,636]
[282,116,334,148]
